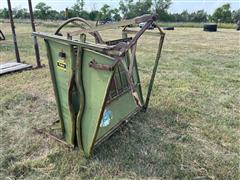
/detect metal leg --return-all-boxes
[28,0,42,68]
[143,33,165,111]
[7,0,20,63]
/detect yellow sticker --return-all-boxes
[57,59,67,71]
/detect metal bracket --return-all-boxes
[89,59,117,71]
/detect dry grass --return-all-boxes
[0,21,240,179]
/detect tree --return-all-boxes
[15,8,29,19]
[99,4,112,21]
[180,10,190,22]
[59,10,67,20]
[34,2,51,19]
[153,0,172,20]
[0,8,9,19]
[119,0,130,18]
[232,9,240,23]
[153,0,172,13]
[112,8,121,21]
[66,8,78,18]
[119,0,152,19]
[190,10,207,22]
[78,0,85,12]
[72,0,85,16]
[96,4,121,21]
[212,3,232,23]
[89,10,100,21]
[48,10,60,20]
[79,10,89,20]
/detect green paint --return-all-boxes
[34,20,164,156]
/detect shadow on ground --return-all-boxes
[92,106,191,178]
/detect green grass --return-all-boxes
[0,18,237,29]
[158,21,237,29]
[0,22,240,179]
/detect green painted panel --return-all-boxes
[80,49,114,156]
[45,39,143,155]
[47,40,75,144]
[96,91,137,140]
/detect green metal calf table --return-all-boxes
[33,14,165,157]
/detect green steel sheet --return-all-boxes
[79,49,115,156]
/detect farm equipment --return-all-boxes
[33,14,165,157]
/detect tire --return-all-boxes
[203,23,217,32]
[163,27,174,30]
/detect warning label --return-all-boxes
[57,60,66,71]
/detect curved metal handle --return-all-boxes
[54,17,104,43]
[55,17,93,35]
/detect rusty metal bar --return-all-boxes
[54,17,104,44]
[69,14,156,36]
[120,20,154,56]
[123,29,161,36]
[7,0,21,63]
[143,32,165,111]
[89,60,114,71]
[34,128,74,149]
[28,0,42,68]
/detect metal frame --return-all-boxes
[28,0,42,68]
[33,14,165,155]
[7,0,20,63]
[4,0,42,67]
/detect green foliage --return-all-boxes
[99,4,112,21]
[153,0,172,20]
[0,0,238,24]
[212,3,232,23]
[66,8,78,18]
[97,5,121,21]
[72,0,85,16]
[153,0,172,12]
[112,8,121,21]
[34,2,52,20]
[14,8,29,19]
[169,10,207,22]
[119,0,152,19]
[0,8,9,19]
[89,10,100,21]
[80,10,90,20]
[232,9,240,23]
[190,10,207,22]
[180,10,190,22]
